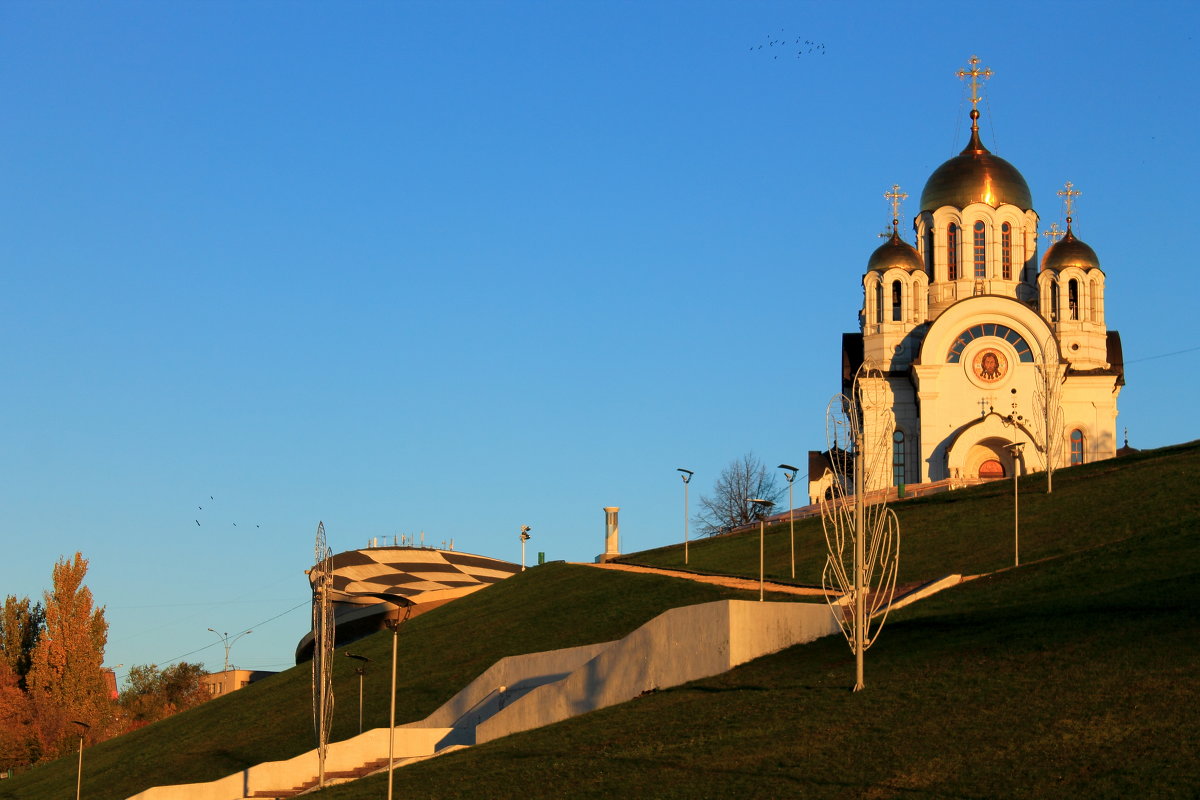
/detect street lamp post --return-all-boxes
[383,606,410,800]
[206,627,253,674]
[346,653,371,734]
[677,469,693,565]
[519,526,532,571]
[1008,443,1024,567]
[778,464,799,579]
[748,499,774,601]
[72,720,90,800]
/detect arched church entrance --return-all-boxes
[964,438,1017,481]
[978,459,1006,479]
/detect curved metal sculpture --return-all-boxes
[309,521,336,788]
[820,361,900,691]
[1033,333,1066,493]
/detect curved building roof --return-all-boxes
[296,546,520,663]
[868,231,925,273]
[1041,226,1101,271]
[920,114,1032,212]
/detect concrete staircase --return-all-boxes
[126,600,840,800]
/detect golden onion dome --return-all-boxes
[868,231,925,273]
[920,112,1033,212]
[1041,223,1100,271]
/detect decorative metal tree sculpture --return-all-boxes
[1032,333,1066,493]
[309,521,336,788]
[820,361,901,692]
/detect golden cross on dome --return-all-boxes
[884,184,907,232]
[1058,181,1082,224]
[1042,222,1065,244]
[957,56,993,112]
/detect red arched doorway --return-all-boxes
[979,459,1006,479]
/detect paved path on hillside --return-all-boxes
[580,562,831,597]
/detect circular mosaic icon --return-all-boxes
[972,348,1008,382]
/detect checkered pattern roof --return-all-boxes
[308,547,520,606]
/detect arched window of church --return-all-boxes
[874,281,883,324]
[1090,280,1099,322]
[1001,223,1012,280]
[892,430,905,487]
[973,221,986,279]
[1068,279,1079,320]
[1050,280,1060,322]
[947,224,959,280]
[1070,429,1085,465]
[891,280,902,321]
[925,227,934,276]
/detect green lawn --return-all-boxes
[7,442,1198,799]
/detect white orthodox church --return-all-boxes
[818,58,1124,497]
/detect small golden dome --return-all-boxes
[920,118,1032,212]
[1041,225,1100,271]
[868,231,924,273]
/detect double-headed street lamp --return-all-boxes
[346,652,371,734]
[748,498,774,601]
[519,526,532,571]
[778,464,799,579]
[677,468,694,565]
[207,628,252,673]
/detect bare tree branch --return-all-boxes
[694,453,784,536]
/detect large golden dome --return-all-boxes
[1041,226,1100,271]
[868,232,924,273]
[920,121,1032,212]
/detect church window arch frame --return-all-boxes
[946,322,1035,364]
[891,279,903,321]
[947,222,960,281]
[1070,428,1085,465]
[1001,222,1013,280]
[892,428,906,487]
[972,220,987,279]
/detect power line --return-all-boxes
[1125,344,1200,364]
[128,599,310,676]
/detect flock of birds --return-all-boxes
[751,31,827,59]
[194,496,261,529]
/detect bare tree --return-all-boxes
[694,453,784,536]
[1032,333,1066,493]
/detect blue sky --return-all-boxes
[3,1,1197,678]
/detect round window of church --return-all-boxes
[979,459,1006,479]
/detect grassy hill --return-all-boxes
[623,441,1200,586]
[6,442,1198,799]
[2,565,775,800]
[319,469,1200,799]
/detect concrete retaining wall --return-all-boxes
[475,600,837,744]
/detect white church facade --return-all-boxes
[823,58,1124,496]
